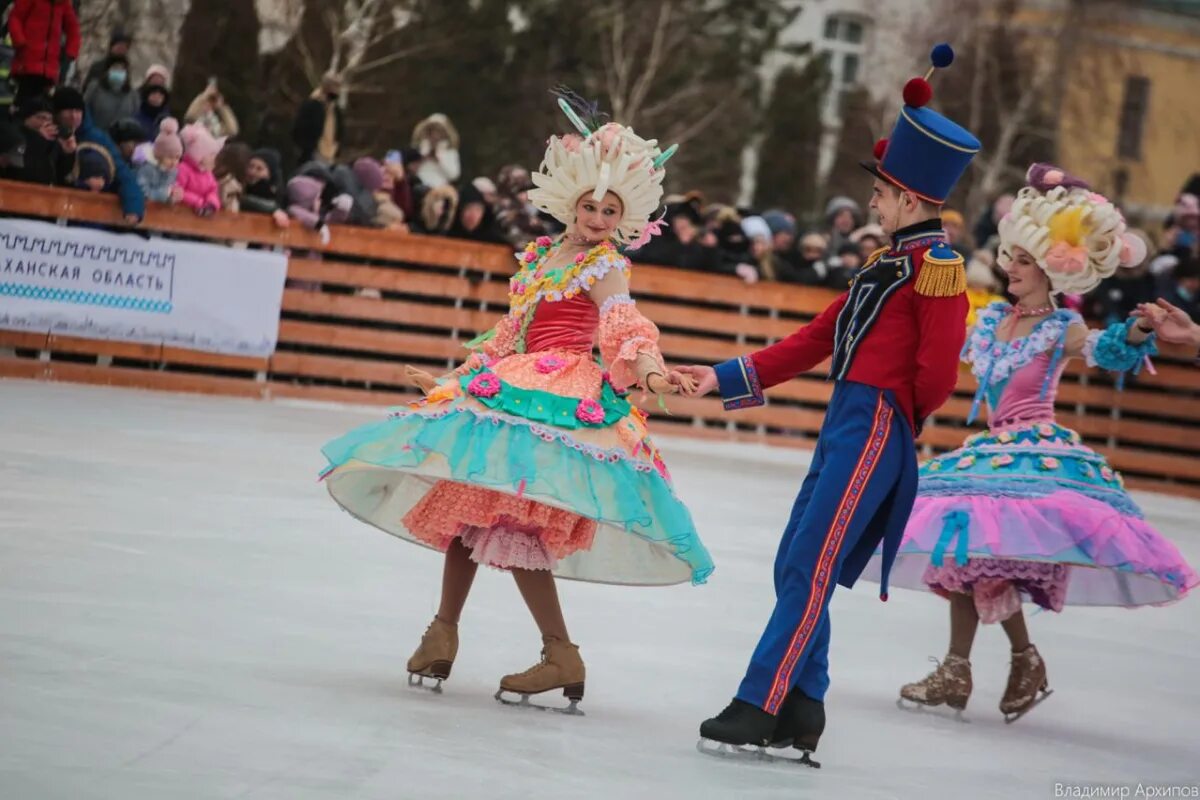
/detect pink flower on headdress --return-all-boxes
[1100,466,1115,482]
[535,355,566,374]
[574,252,587,263]
[595,123,621,157]
[956,455,975,470]
[575,398,605,425]
[1037,423,1056,438]
[1045,241,1088,274]
[467,373,501,399]
[1043,169,1064,186]
[991,454,1015,468]
[1039,456,1060,470]
[536,236,553,247]
[560,133,583,154]
[523,251,537,263]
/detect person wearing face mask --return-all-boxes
[678,45,977,765]
[83,54,138,134]
[871,164,1195,724]
[319,92,710,716]
[291,73,343,166]
[7,0,80,107]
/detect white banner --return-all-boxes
[0,218,288,357]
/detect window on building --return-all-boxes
[842,53,860,84]
[824,15,865,44]
[1116,75,1150,160]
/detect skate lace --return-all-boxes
[512,646,552,679]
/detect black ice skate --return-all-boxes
[765,688,824,768]
[697,699,816,767]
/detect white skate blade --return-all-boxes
[407,673,445,694]
[896,697,970,723]
[494,689,585,716]
[1003,687,1053,724]
[695,739,821,769]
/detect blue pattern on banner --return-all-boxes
[0,282,173,314]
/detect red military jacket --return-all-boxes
[716,220,968,433]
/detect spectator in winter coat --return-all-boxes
[411,113,461,189]
[10,93,75,185]
[84,54,139,133]
[292,73,343,165]
[185,80,239,140]
[493,163,546,248]
[175,122,224,216]
[419,184,458,235]
[0,120,27,175]
[822,195,863,256]
[73,142,115,193]
[214,141,251,214]
[81,29,131,94]
[7,0,80,106]
[240,148,289,228]
[134,82,171,139]
[52,86,144,223]
[447,183,505,244]
[136,117,182,205]
[286,174,352,243]
[108,118,147,166]
[352,157,407,230]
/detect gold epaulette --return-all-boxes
[914,243,966,297]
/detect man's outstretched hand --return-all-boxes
[674,365,718,397]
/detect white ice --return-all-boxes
[1,380,1197,800]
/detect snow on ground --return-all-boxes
[1,380,1197,800]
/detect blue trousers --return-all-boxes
[736,381,913,713]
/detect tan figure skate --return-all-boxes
[495,635,586,715]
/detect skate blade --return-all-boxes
[407,673,445,694]
[895,697,970,723]
[695,739,820,769]
[1003,687,1053,724]
[494,689,585,716]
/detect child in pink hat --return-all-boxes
[175,121,224,215]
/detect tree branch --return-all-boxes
[625,0,673,123]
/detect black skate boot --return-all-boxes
[768,688,824,767]
[698,700,801,764]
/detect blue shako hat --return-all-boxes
[862,43,981,205]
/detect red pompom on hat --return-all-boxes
[872,138,888,160]
[902,77,933,108]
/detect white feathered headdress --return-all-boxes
[528,89,677,246]
[997,163,1146,295]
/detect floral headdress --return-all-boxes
[527,88,677,247]
[997,164,1146,294]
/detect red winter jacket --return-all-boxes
[8,0,81,81]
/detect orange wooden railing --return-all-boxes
[1,180,1197,497]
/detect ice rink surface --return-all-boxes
[1,380,1197,799]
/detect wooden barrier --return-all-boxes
[2,180,1198,497]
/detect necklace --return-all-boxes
[1012,302,1055,318]
[564,232,604,246]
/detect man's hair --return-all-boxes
[880,181,942,217]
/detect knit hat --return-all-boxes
[761,209,797,236]
[16,94,54,120]
[144,64,171,87]
[76,144,115,186]
[352,157,385,193]
[179,121,225,166]
[52,87,86,113]
[824,195,862,223]
[741,215,772,242]
[153,118,183,160]
[109,118,147,146]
